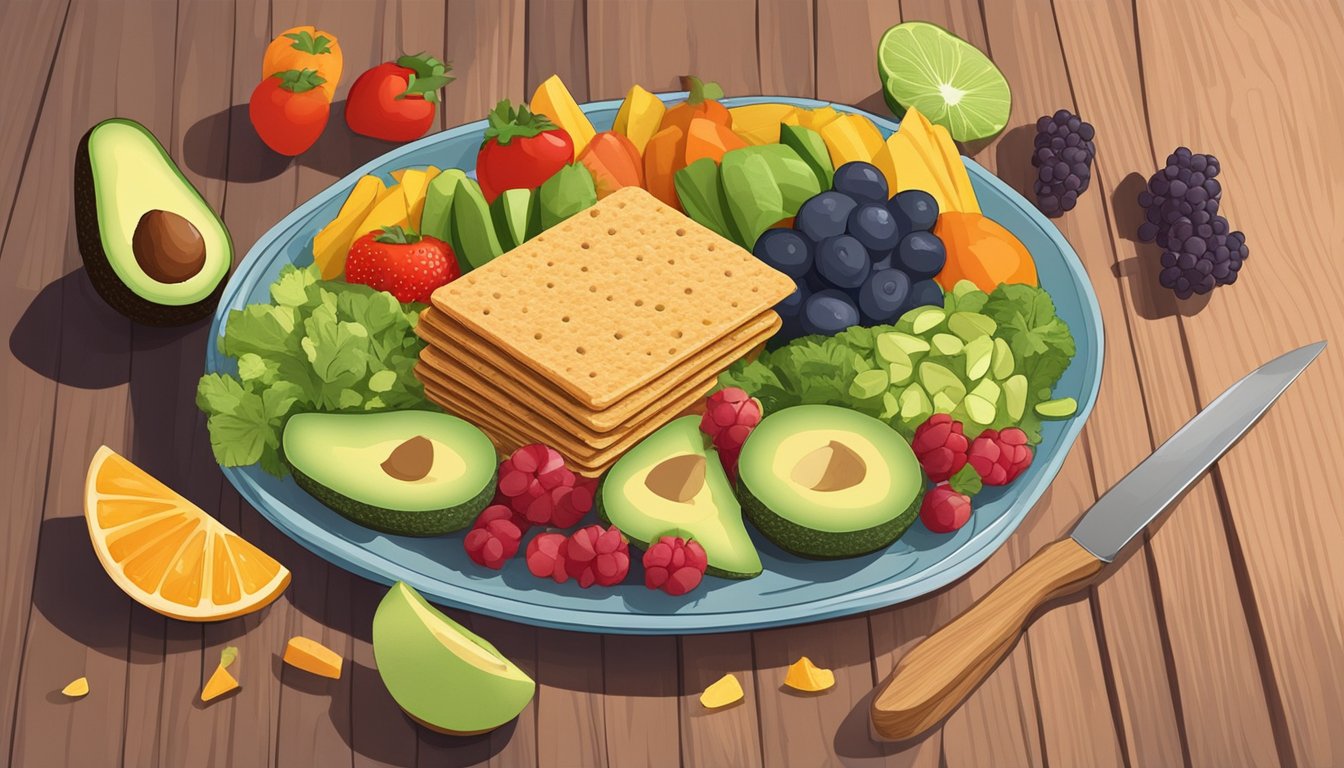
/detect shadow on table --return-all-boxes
[182,101,399,183]
[10,268,138,389]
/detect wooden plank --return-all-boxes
[1127,1,1344,763]
[758,0,815,97]
[814,0,901,107]
[679,633,763,766]
[441,0,527,124]
[585,0,759,101]
[535,631,607,768]
[526,0,588,100]
[603,635,679,768]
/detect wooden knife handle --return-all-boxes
[870,538,1103,741]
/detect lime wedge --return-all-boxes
[877,21,1011,141]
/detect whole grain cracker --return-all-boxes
[428,186,795,408]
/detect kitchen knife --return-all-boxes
[870,341,1326,742]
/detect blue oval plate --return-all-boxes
[206,95,1103,634]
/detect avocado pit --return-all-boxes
[382,435,435,482]
[790,440,867,492]
[132,209,206,283]
[644,453,707,503]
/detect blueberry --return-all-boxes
[832,161,889,203]
[888,190,940,233]
[775,279,808,320]
[857,269,911,324]
[796,191,858,242]
[800,289,860,336]
[894,231,947,279]
[814,235,871,289]
[871,252,893,272]
[846,202,903,254]
[905,279,945,312]
[752,229,813,278]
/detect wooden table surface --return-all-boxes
[3,0,1342,765]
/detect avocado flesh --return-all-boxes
[373,582,534,735]
[75,119,231,325]
[282,410,497,536]
[599,416,762,579]
[737,405,925,558]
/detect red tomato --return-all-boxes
[345,54,453,143]
[476,99,575,202]
[249,69,330,156]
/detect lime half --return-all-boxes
[878,21,1011,141]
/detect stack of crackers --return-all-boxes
[414,187,794,477]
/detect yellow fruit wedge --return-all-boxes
[783,657,835,692]
[699,673,744,709]
[62,677,89,698]
[819,114,886,168]
[930,123,980,214]
[201,646,240,702]
[531,74,596,156]
[898,108,962,210]
[613,84,667,154]
[399,169,432,231]
[283,636,343,679]
[728,103,800,146]
[795,106,841,132]
[356,189,411,241]
[84,447,290,621]
[312,175,387,279]
[873,133,955,213]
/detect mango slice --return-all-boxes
[784,656,834,692]
[201,646,240,703]
[700,673,744,709]
[356,188,411,241]
[896,108,961,210]
[283,636,343,679]
[872,132,954,213]
[930,123,980,214]
[819,114,885,169]
[613,84,667,154]
[530,74,596,156]
[399,169,433,231]
[728,103,800,146]
[795,106,840,131]
[312,175,387,278]
[62,676,89,698]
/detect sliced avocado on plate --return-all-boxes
[282,410,497,536]
[737,405,925,558]
[598,416,762,579]
[75,119,232,325]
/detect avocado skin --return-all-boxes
[287,461,497,537]
[74,127,228,326]
[593,484,761,579]
[736,483,924,559]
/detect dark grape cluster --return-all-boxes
[1137,147,1222,244]
[1157,214,1248,298]
[1031,110,1096,217]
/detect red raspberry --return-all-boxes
[642,536,709,596]
[564,525,630,588]
[496,444,592,527]
[968,428,1033,486]
[911,414,970,482]
[463,517,523,569]
[920,484,972,533]
[525,532,570,583]
[700,388,762,484]
[475,503,531,532]
[521,477,595,528]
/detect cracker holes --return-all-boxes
[707,244,716,252]
[580,242,590,250]
[724,269,733,277]
[534,332,543,340]
[614,332,624,340]
[675,228,686,236]
[684,288,693,295]
[589,371,598,378]
[589,209,601,218]
[634,299,644,307]
[546,281,555,288]
[607,227,617,235]
[654,304,665,312]
[580,265,589,272]
[561,315,571,323]
[672,330,683,339]
[576,346,586,355]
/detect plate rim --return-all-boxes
[205,94,1105,634]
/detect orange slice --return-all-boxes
[84,446,290,621]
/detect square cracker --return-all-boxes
[415,310,779,433]
[428,186,795,408]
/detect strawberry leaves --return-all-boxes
[396,53,454,103]
[482,99,559,145]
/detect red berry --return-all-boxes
[920,484,972,533]
[464,517,523,569]
[967,428,1033,486]
[475,503,530,532]
[495,444,590,527]
[700,388,762,484]
[564,525,630,588]
[642,536,709,596]
[912,414,970,482]
[525,532,569,583]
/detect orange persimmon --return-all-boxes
[578,131,644,198]
[933,211,1038,292]
[684,117,748,165]
[263,26,343,101]
[643,125,685,209]
[660,76,732,139]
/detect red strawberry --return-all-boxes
[525,532,570,583]
[911,414,970,482]
[564,525,630,588]
[642,536,709,596]
[920,484,972,533]
[344,225,460,303]
[968,428,1033,486]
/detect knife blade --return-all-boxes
[871,341,1326,742]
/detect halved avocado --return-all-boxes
[737,405,925,558]
[75,119,232,325]
[282,410,497,536]
[598,416,762,578]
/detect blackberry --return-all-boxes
[1031,110,1096,217]
[1157,215,1249,299]
[1137,147,1222,243]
